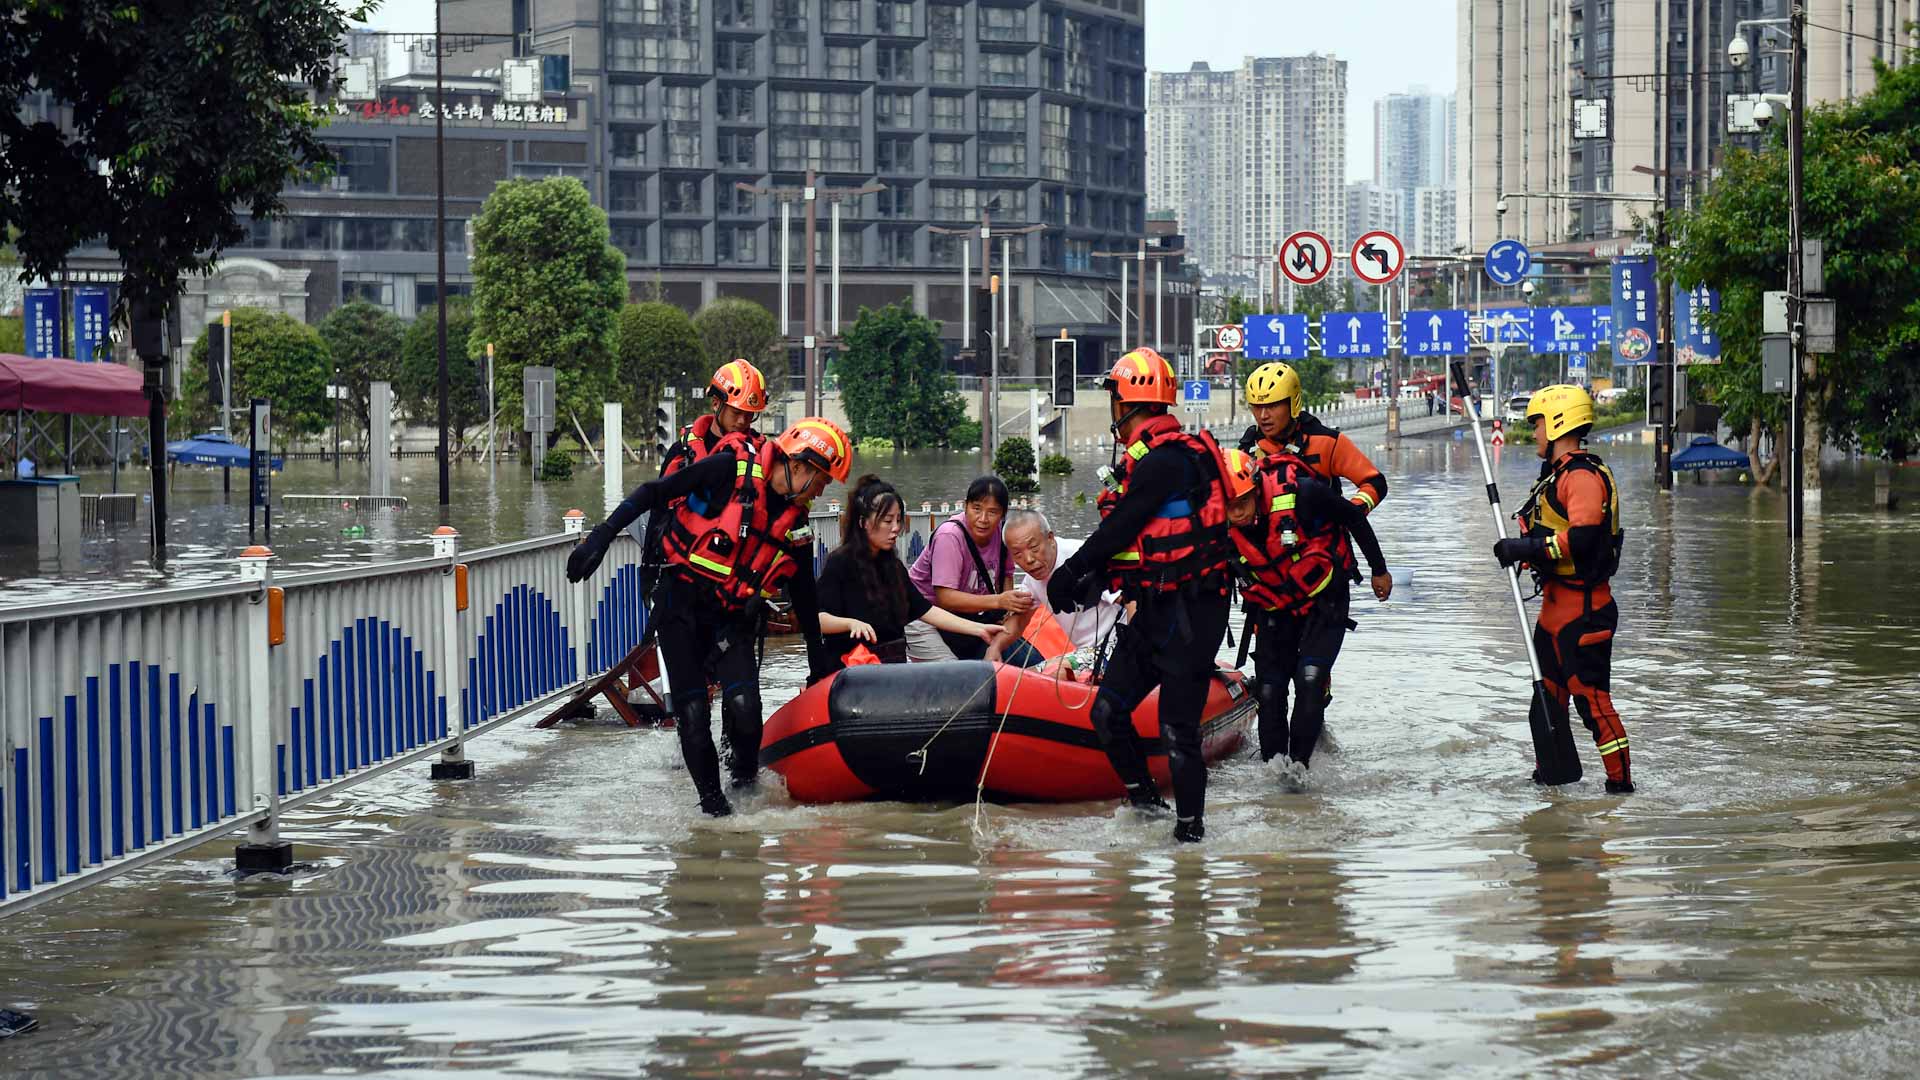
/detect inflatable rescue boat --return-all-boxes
[761,660,1254,804]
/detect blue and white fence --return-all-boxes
[0,514,647,917]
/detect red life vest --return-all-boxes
[1256,446,1358,581]
[1230,456,1346,616]
[661,441,815,611]
[1097,414,1234,595]
[663,413,764,478]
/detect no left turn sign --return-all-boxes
[1280,230,1334,287]
[1350,230,1406,286]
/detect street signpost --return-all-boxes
[1484,239,1532,287]
[1530,306,1596,354]
[1404,309,1470,357]
[1183,378,1211,414]
[524,365,556,483]
[1349,230,1405,287]
[1322,311,1388,359]
[1241,314,1310,361]
[1280,230,1334,286]
[1215,324,1244,352]
[248,399,272,544]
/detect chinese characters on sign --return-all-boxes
[1530,306,1595,355]
[1610,256,1658,365]
[72,287,111,362]
[23,289,62,359]
[1676,285,1722,365]
[329,98,572,124]
[1403,309,1469,357]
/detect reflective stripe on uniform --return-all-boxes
[1271,493,1296,513]
[690,553,734,577]
[1111,551,1142,562]
[1354,490,1377,511]
[1127,440,1149,460]
[1596,736,1628,755]
[1307,568,1335,596]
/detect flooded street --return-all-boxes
[5,435,1920,1077]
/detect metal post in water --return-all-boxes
[234,544,294,875]
[603,401,623,511]
[431,525,475,779]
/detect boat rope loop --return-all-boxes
[973,658,1039,833]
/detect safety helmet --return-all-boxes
[709,359,769,413]
[1245,362,1303,411]
[1103,348,1178,405]
[1223,448,1259,502]
[775,417,852,484]
[1526,384,1596,442]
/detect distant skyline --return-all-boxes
[355,0,1458,181]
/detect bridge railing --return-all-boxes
[0,514,648,917]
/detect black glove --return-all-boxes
[1493,537,1546,569]
[567,525,615,582]
[1047,562,1086,613]
[1073,571,1107,609]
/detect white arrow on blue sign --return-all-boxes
[1485,239,1532,287]
[1530,305,1596,354]
[1403,309,1470,357]
[1183,379,1211,404]
[1480,309,1534,344]
[1321,312,1388,359]
[1241,314,1310,360]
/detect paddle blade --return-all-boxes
[1528,680,1584,785]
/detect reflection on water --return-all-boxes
[6,436,1920,1076]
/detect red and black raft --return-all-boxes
[761,660,1254,804]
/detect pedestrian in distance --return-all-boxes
[1492,385,1633,793]
[1046,348,1237,844]
[567,417,853,817]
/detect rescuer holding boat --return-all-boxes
[567,417,854,817]
[1219,448,1389,777]
[1045,348,1236,844]
[1493,385,1633,793]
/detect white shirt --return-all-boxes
[1018,537,1124,651]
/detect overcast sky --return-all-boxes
[358,0,1457,182]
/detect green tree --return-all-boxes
[617,301,709,426]
[398,300,490,438]
[994,436,1039,495]
[470,178,627,437]
[692,297,784,410]
[316,301,405,431]
[178,308,330,442]
[1670,60,1920,472]
[0,2,367,306]
[0,315,21,355]
[834,302,966,448]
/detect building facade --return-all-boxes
[1372,89,1454,242]
[1146,53,1347,282]
[1456,0,1919,252]
[1345,181,1404,246]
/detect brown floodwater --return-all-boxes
[4,433,1920,1077]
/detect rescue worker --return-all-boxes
[1220,448,1389,775]
[567,418,853,817]
[643,360,772,594]
[1492,385,1633,794]
[1045,348,1236,844]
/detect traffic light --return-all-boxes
[203,322,227,404]
[1646,348,1672,428]
[972,286,995,361]
[1052,337,1077,407]
[653,394,678,459]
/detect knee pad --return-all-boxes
[1297,663,1329,698]
[722,686,761,728]
[1089,693,1127,741]
[669,690,711,729]
[1255,679,1289,716]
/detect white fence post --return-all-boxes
[562,509,587,683]
[431,526,474,780]
[234,545,292,874]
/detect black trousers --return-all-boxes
[1090,589,1230,822]
[651,574,764,800]
[1250,584,1351,765]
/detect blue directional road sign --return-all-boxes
[1404,309,1470,357]
[1241,314,1310,361]
[1592,306,1613,346]
[1321,311,1388,359]
[1480,309,1534,345]
[1183,379,1211,405]
[1567,353,1590,382]
[1531,305,1596,354]
[1485,239,1532,287]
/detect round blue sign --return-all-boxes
[1485,240,1532,287]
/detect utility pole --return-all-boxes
[434,0,451,511]
[738,175,882,416]
[1787,5,1808,540]
[1094,240,1184,354]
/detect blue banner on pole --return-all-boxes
[71,287,111,362]
[1610,257,1658,365]
[1530,306,1596,354]
[1320,312,1388,359]
[1677,285,1721,364]
[1241,314,1310,360]
[1404,309,1470,357]
[22,288,63,359]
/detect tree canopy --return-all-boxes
[617,301,708,425]
[317,301,405,431]
[0,1,367,305]
[834,302,966,448]
[179,308,331,441]
[470,178,628,430]
[693,297,784,408]
[398,300,490,437]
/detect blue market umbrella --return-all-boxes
[1671,434,1750,472]
[166,431,282,470]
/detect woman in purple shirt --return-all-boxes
[905,475,1036,661]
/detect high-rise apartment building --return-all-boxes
[1345,181,1404,245]
[1147,54,1347,279]
[1457,0,1918,252]
[1373,89,1455,242]
[1411,185,1457,256]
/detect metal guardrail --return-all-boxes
[0,512,649,917]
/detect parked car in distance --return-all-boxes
[1503,394,1532,424]
[1596,386,1630,405]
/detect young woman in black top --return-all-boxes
[816,476,1008,674]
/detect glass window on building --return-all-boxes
[876,136,915,173]
[611,175,648,214]
[931,140,964,176]
[877,1,913,34]
[877,186,913,218]
[982,141,1025,176]
[823,0,857,33]
[875,91,913,127]
[979,5,1029,41]
[772,135,858,171]
[609,31,701,73]
[929,3,961,41]
[342,274,395,308]
[662,178,702,214]
[716,39,755,75]
[930,230,964,267]
[611,222,649,258]
[611,83,646,119]
[825,45,860,80]
[930,94,966,131]
[1065,238,1091,273]
[717,226,759,264]
[667,130,702,167]
[811,227,863,265]
[717,85,756,122]
[980,52,1026,86]
[980,97,1025,133]
[774,40,809,75]
[879,227,915,266]
[663,85,700,121]
[716,0,754,28]
[414,279,473,312]
[729,185,758,215]
[611,127,648,167]
[717,132,756,168]
[771,0,805,27]
[877,46,914,83]
[1041,103,1072,180]
[931,47,964,85]
[665,225,703,264]
[773,90,859,127]
[326,139,393,193]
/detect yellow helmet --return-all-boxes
[1526,385,1596,441]
[1246,362,1302,411]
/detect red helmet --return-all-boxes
[775,418,852,484]
[709,359,769,413]
[1103,348,1178,405]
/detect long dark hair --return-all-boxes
[835,474,909,629]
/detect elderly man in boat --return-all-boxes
[999,509,1128,667]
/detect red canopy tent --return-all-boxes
[0,354,153,417]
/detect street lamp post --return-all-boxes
[434,0,450,512]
